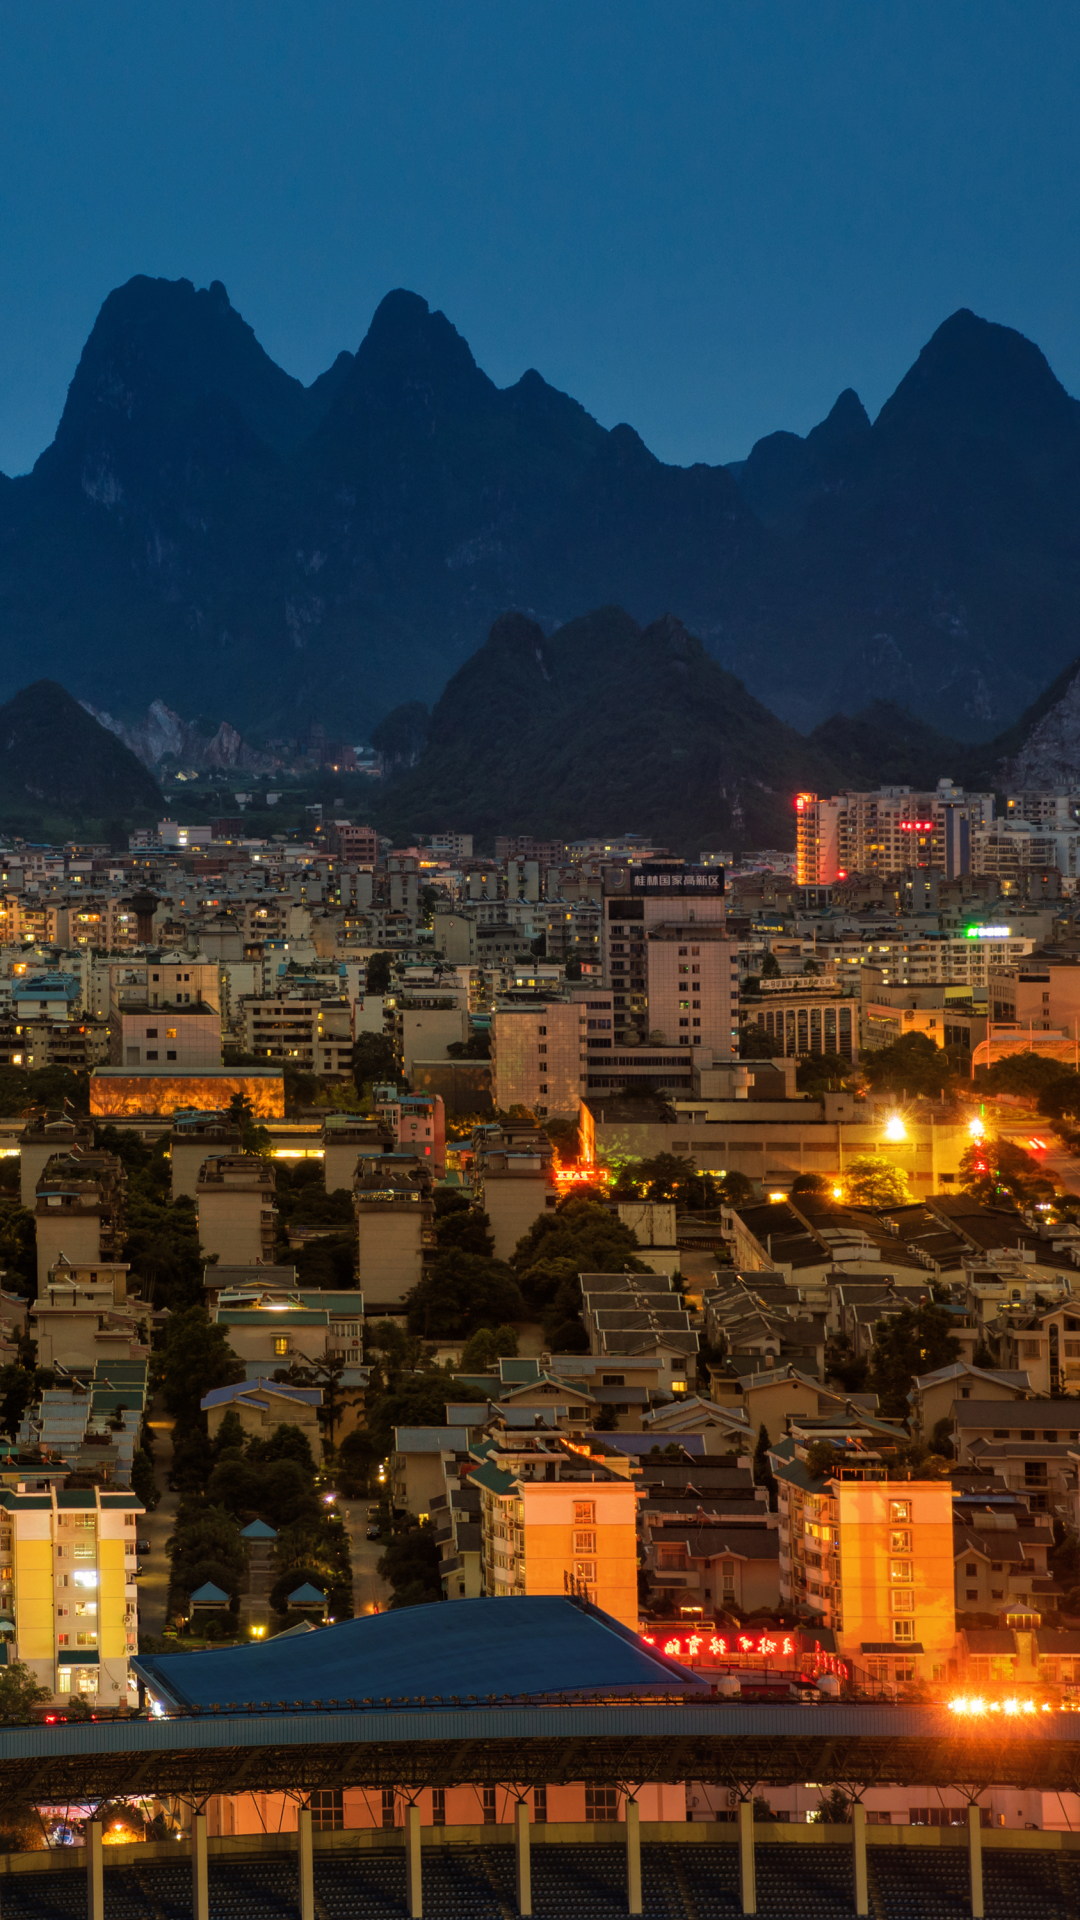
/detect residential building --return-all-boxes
[354,1163,435,1310]
[771,1427,956,1685]
[18,1111,95,1208]
[30,1259,147,1371]
[34,1148,127,1288]
[471,1430,639,1628]
[795,783,994,885]
[1,1485,143,1707]
[201,1378,324,1453]
[470,1120,557,1259]
[195,1155,277,1266]
[375,1090,446,1178]
[321,1114,394,1192]
[169,1113,242,1199]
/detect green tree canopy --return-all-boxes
[959,1138,1055,1208]
[378,1521,441,1608]
[365,951,395,995]
[404,1250,524,1337]
[353,1030,398,1092]
[860,1032,953,1098]
[159,1308,244,1427]
[844,1156,910,1208]
[460,1324,519,1371]
[0,1661,51,1724]
[870,1303,961,1418]
[982,1051,1073,1099]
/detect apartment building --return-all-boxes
[242,990,354,1074]
[374,1090,446,1177]
[1,1485,143,1706]
[169,1114,242,1199]
[471,1431,639,1628]
[989,947,1080,1038]
[795,783,994,885]
[470,1120,558,1258]
[196,1155,278,1265]
[490,994,592,1116]
[34,1148,127,1288]
[354,1164,435,1309]
[771,1434,955,1686]
[602,863,734,1053]
[18,1111,95,1207]
[30,1260,146,1371]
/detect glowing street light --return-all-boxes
[968,1117,986,1142]
[884,1114,907,1143]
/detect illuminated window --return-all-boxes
[274,1336,288,1357]
[574,1561,596,1582]
[166,1027,177,1039]
[890,1560,913,1583]
[573,1502,595,1525]
[58,1669,72,1694]
[890,1530,911,1553]
[889,1501,911,1524]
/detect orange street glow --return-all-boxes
[947,1696,1041,1718]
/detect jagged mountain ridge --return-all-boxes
[2,282,1080,739]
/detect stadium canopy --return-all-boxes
[133,1596,706,1710]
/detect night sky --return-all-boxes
[1,0,1078,473]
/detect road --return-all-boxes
[989,1110,1080,1202]
[137,1411,179,1641]
[339,1497,392,1616]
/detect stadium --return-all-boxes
[0,1599,1078,1919]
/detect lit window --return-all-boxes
[889,1500,912,1524]
[573,1502,595,1525]
[274,1336,288,1357]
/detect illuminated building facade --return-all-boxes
[473,1436,638,1628]
[89,1067,285,1118]
[1,1485,142,1706]
[795,785,994,885]
[772,1440,955,1687]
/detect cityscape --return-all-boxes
[3,5,1080,1917]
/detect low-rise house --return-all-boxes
[908,1362,1033,1447]
[201,1378,323,1453]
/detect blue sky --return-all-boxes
[1,1,1078,472]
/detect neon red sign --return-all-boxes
[554,1167,611,1185]
[641,1629,848,1678]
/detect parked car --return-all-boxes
[136,1538,151,1554]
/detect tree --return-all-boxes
[460,1325,519,1371]
[378,1522,441,1608]
[613,1153,721,1210]
[245,1424,317,1473]
[861,1032,953,1099]
[960,1138,1055,1208]
[760,951,781,979]
[813,1789,851,1825]
[593,1404,620,1431]
[365,952,395,995]
[160,1308,244,1427]
[0,1365,54,1440]
[796,1053,852,1094]
[753,1423,777,1510]
[435,1205,495,1257]
[870,1304,961,1418]
[226,1093,271,1156]
[353,1030,397,1092]
[791,1172,832,1195]
[983,1051,1072,1099]
[131,1447,159,1511]
[843,1156,910,1208]
[716,1170,755,1207]
[405,1251,525,1338]
[739,1023,776,1060]
[0,1661,50,1724]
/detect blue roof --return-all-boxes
[240,1520,278,1540]
[133,1597,707,1709]
[189,1583,229,1605]
[288,1584,327,1605]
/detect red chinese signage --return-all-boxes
[641,1629,847,1678]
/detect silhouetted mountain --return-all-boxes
[378,607,842,850]
[807,700,968,792]
[2,282,1080,741]
[0,681,162,814]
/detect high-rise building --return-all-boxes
[602,863,735,1055]
[795,784,994,884]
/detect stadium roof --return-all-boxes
[133,1597,707,1710]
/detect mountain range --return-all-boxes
[4,279,1080,741]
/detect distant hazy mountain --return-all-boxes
[2,280,1080,741]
